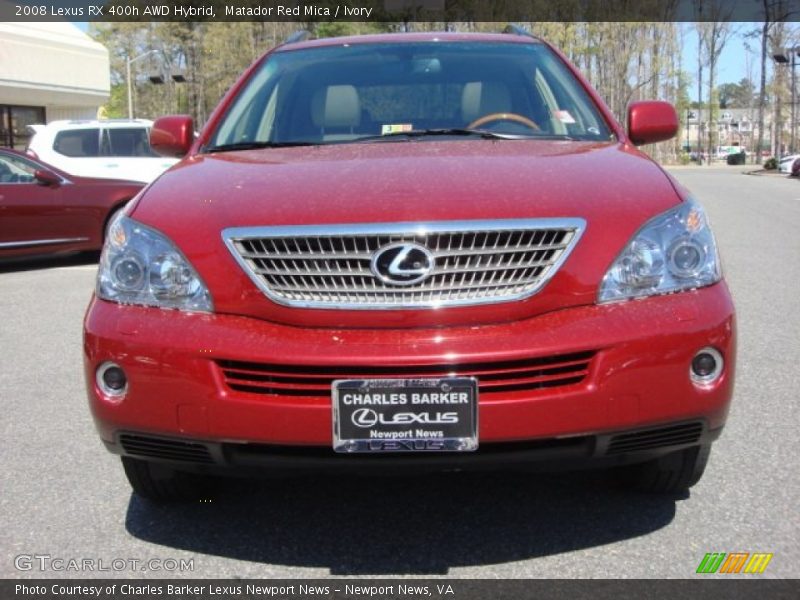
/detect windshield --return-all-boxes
[208,41,614,149]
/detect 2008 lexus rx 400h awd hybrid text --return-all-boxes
[83,31,735,502]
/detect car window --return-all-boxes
[0,154,36,184]
[104,127,158,157]
[210,42,614,147]
[53,129,100,157]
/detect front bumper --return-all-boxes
[105,421,722,475]
[84,282,735,465]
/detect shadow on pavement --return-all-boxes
[125,470,680,575]
[0,251,99,273]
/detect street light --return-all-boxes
[146,69,188,114]
[127,50,187,118]
[772,46,800,156]
[126,49,159,119]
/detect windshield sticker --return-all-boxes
[381,124,413,135]
[552,110,577,124]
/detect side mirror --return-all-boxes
[33,168,61,186]
[627,101,678,146]
[150,115,194,158]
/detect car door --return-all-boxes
[103,126,176,182]
[50,127,102,178]
[0,152,82,256]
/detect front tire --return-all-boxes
[618,444,711,493]
[121,457,215,503]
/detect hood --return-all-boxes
[130,140,683,328]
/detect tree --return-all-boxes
[86,20,692,165]
[696,1,736,163]
[754,0,795,163]
[695,23,705,159]
[718,79,756,108]
[769,20,788,156]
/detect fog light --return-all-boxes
[96,362,127,398]
[690,347,723,386]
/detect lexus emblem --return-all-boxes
[351,408,379,428]
[371,242,435,286]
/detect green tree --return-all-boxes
[718,79,755,108]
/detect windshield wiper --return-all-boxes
[205,131,577,152]
[204,141,317,153]
[354,128,534,142]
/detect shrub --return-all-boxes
[763,157,777,170]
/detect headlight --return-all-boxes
[598,199,721,303]
[97,214,213,312]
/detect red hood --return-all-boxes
[130,140,683,328]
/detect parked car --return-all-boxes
[0,148,143,259]
[792,157,800,177]
[27,119,178,183]
[726,150,747,165]
[779,154,800,173]
[713,146,736,160]
[84,30,735,502]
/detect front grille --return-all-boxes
[606,422,704,455]
[223,219,584,309]
[119,434,213,463]
[216,351,595,398]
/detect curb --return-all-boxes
[744,169,788,177]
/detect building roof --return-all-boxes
[0,21,110,107]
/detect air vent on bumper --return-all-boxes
[605,422,704,455]
[216,351,596,398]
[119,434,213,463]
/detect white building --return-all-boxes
[0,21,110,149]
[684,107,795,157]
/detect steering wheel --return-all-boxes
[467,112,540,131]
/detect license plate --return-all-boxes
[333,378,478,453]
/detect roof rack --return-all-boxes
[283,30,315,45]
[503,24,536,39]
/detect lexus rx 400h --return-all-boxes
[83,31,736,502]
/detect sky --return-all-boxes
[680,23,768,101]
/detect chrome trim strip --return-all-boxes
[224,219,582,238]
[690,347,724,387]
[0,237,89,249]
[222,218,586,310]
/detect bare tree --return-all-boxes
[754,0,795,164]
[695,23,706,160]
[770,21,788,157]
[696,1,736,165]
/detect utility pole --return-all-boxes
[126,50,159,119]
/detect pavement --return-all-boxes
[1,167,798,579]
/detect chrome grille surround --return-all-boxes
[222,219,585,309]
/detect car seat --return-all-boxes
[461,81,513,125]
[311,85,362,141]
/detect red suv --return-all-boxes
[84,31,735,502]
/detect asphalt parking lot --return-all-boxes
[1,166,798,579]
